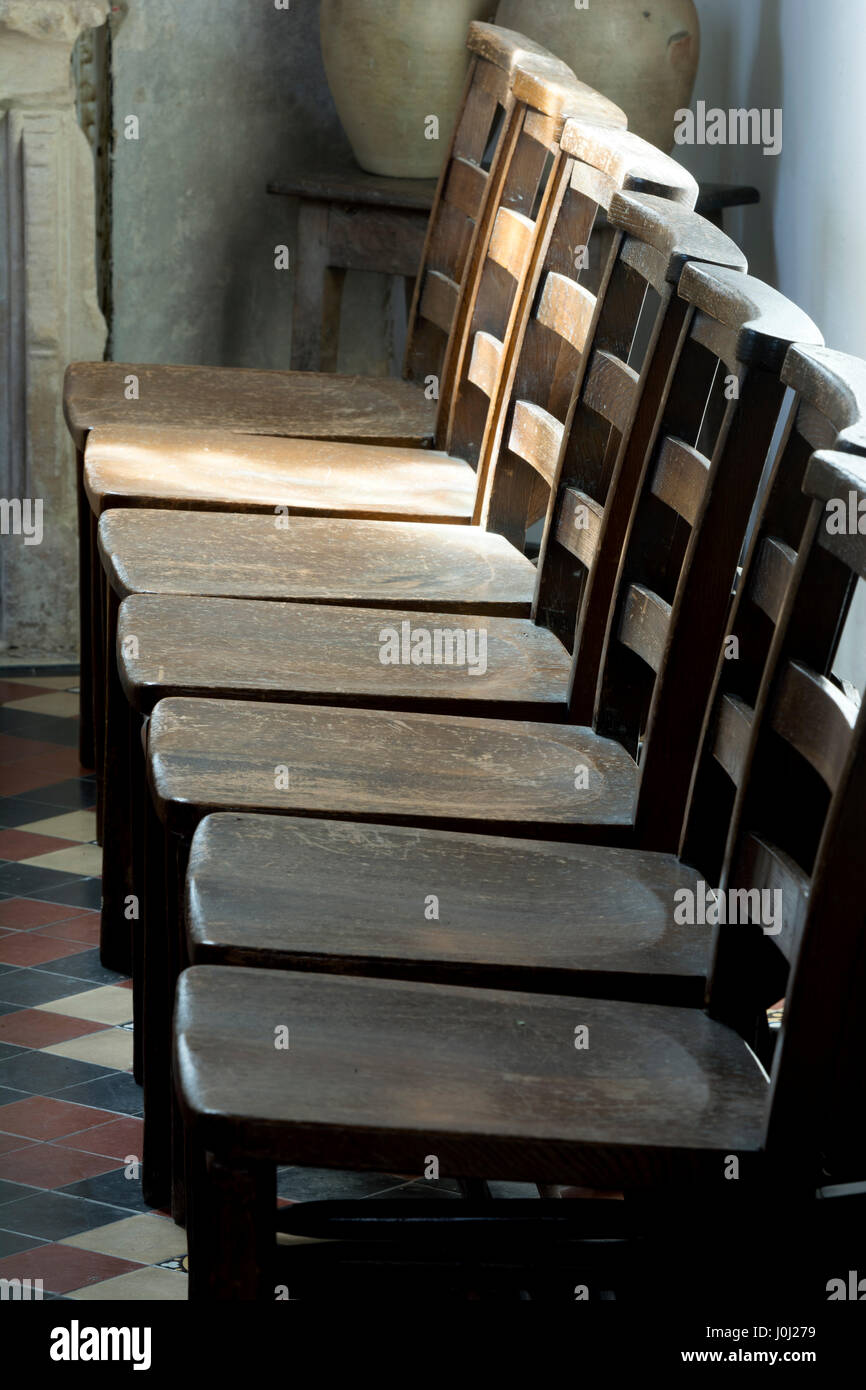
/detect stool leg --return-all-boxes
[99,587,134,974]
[76,448,95,769]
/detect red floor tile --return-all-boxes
[0,1009,109,1048]
[1,749,93,796]
[0,1133,37,1156]
[0,1096,116,1141]
[0,1141,122,1189]
[0,733,69,764]
[0,899,87,930]
[0,829,84,861]
[0,680,59,705]
[0,934,91,966]
[0,1244,141,1294]
[33,913,101,945]
[57,1115,144,1161]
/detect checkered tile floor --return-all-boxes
[1,665,529,1299]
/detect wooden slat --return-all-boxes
[711,692,754,785]
[443,157,488,220]
[487,206,535,279]
[729,833,810,963]
[618,584,672,674]
[569,159,620,212]
[536,271,596,354]
[467,330,504,398]
[795,399,838,452]
[770,661,858,792]
[556,488,604,569]
[582,350,640,433]
[650,436,711,526]
[749,535,797,625]
[418,269,459,335]
[508,400,564,485]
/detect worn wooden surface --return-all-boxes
[148,696,637,839]
[118,595,572,718]
[99,511,536,613]
[63,363,436,452]
[174,965,766,1187]
[781,343,866,454]
[83,426,476,522]
[186,813,709,1005]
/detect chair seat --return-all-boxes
[118,595,573,718]
[64,363,435,451]
[148,697,637,838]
[174,966,767,1187]
[99,511,537,615]
[83,425,473,523]
[186,814,710,1005]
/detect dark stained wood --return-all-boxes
[148,696,637,840]
[268,168,437,212]
[175,964,767,1189]
[99,510,537,614]
[117,594,572,719]
[63,363,436,454]
[84,427,476,523]
[185,814,709,1003]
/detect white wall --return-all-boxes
[680,0,866,687]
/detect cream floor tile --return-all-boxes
[4,691,80,716]
[23,843,102,876]
[43,1027,134,1070]
[68,1266,188,1301]
[61,1214,186,1265]
[35,985,134,1025]
[16,809,98,842]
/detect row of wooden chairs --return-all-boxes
[63,23,866,1299]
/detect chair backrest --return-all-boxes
[590,265,823,853]
[432,71,629,459]
[404,22,626,439]
[698,450,866,1183]
[517,189,745,699]
[681,346,866,884]
[473,127,703,538]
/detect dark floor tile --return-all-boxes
[275,1166,410,1202]
[0,1189,133,1241]
[0,1004,20,1017]
[5,779,97,812]
[27,879,102,911]
[0,798,72,829]
[0,665,80,679]
[0,1227,48,1257]
[49,1072,142,1116]
[0,1043,27,1062]
[0,1051,114,1096]
[0,968,97,1008]
[59,1166,150,1214]
[0,1086,32,1105]
[0,864,84,898]
[0,708,80,748]
[373,1180,461,1201]
[34,947,125,987]
[0,1179,41,1205]
[0,963,19,977]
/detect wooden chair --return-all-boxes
[139,269,823,1210]
[69,24,626,765]
[174,449,866,1295]
[96,145,704,969]
[84,93,634,813]
[103,189,731,992]
[180,344,866,1017]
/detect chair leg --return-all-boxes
[76,448,95,770]
[187,1146,275,1302]
[91,510,106,841]
[141,805,172,1211]
[99,587,134,974]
